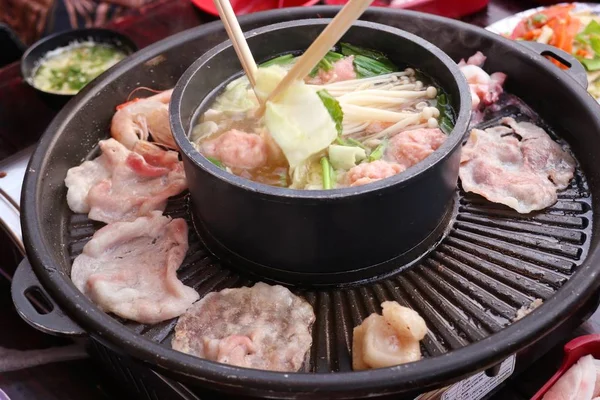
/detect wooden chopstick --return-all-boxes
[257,0,374,115]
[214,0,258,86]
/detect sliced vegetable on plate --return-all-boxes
[486,2,600,100]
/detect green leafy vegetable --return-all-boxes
[206,157,225,169]
[346,137,366,149]
[571,21,600,72]
[325,51,344,63]
[576,33,590,46]
[321,157,334,189]
[310,51,344,77]
[336,136,366,149]
[317,89,344,135]
[572,21,600,72]
[436,93,455,134]
[576,21,600,48]
[368,140,386,162]
[260,54,295,68]
[352,55,397,78]
[590,37,600,56]
[580,57,600,71]
[340,43,396,69]
[584,20,600,35]
[340,43,398,78]
[531,13,547,24]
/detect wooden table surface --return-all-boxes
[1,1,597,399]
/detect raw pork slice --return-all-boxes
[71,212,198,324]
[459,117,575,213]
[543,355,596,400]
[353,301,427,371]
[594,359,600,398]
[65,154,113,214]
[64,138,187,223]
[172,282,315,372]
[503,118,575,190]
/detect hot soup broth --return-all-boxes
[189,44,455,190]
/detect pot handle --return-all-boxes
[11,258,86,337]
[520,41,588,89]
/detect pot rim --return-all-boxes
[169,18,472,200]
[21,6,600,396]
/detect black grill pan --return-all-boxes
[63,104,593,372]
[11,7,600,399]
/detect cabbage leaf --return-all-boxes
[261,68,338,171]
[328,144,366,170]
[213,76,256,113]
[254,66,287,102]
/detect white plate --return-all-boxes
[486,2,600,35]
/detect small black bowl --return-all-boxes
[21,28,137,109]
[171,19,471,286]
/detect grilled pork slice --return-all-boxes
[172,282,315,372]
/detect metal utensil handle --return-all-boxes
[11,258,86,337]
[521,41,588,89]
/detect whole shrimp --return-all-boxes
[111,89,176,149]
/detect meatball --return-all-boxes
[386,128,446,168]
[202,129,268,169]
[347,160,405,187]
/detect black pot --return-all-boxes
[20,28,138,109]
[170,19,472,286]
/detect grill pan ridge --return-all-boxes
[18,7,600,399]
